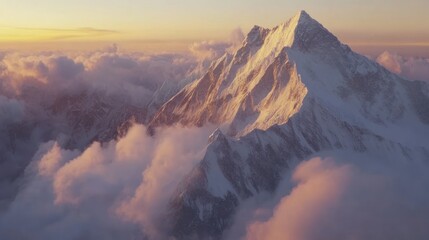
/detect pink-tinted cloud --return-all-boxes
[0,47,208,212]
[0,124,214,240]
[0,48,205,107]
[117,125,213,239]
[377,51,429,82]
[240,156,429,240]
[189,28,245,61]
[190,40,231,61]
[0,53,83,92]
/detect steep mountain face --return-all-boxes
[150,11,344,135]
[147,11,429,239]
[48,91,147,149]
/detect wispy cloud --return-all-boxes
[0,26,119,41]
[377,51,429,82]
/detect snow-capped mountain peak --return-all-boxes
[243,10,340,54]
[149,11,347,135]
[244,25,269,47]
[150,11,429,239]
[289,10,341,51]
[150,10,428,140]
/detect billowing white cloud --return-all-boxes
[190,40,231,61]
[0,50,203,105]
[377,51,429,82]
[229,28,245,50]
[0,47,208,234]
[0,124,213,240]
[0,53,85,95]
[2,37,428,240]
[228,155,429,240]
[117,125,213,239]
[190,28,245,61]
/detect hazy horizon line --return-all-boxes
[1,39,429,58]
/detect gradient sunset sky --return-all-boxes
[1,0,428,55]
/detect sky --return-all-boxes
[1,0,429,55]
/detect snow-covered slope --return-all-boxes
[149,11,429,239]
[149,11,349,135]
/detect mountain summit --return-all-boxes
[149,11,429,239]
[150,10,426,138]
[149,11,342,135]
[242,10,340,52]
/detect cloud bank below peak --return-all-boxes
[0,124,214,240]
[376,51,429,82]
[225,154,429,240]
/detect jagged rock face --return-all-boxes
[49,91,148,149]
[149,12,321,135]
[145,11,429,239]
[149,11,423,138]
[168,98,429,239]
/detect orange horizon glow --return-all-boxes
[1,0,428,57]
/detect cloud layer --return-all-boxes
[0,36,428,240]
[226,155,429,240]
[0,124,213,240]
[0,50,201,104]
[189,28,244,62]
[377,51,429,82]
[0,32,243,214]
[0,45,211,220]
